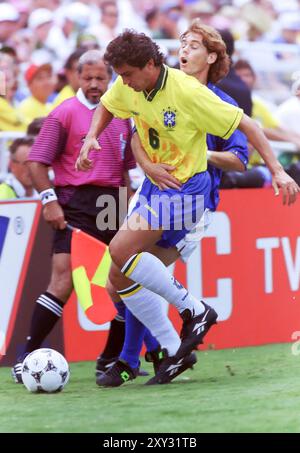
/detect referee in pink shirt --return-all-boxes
[11,50,136,383]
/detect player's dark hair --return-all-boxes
[104,30,164,69]
[9,137,34,156]
[180,20,230,84]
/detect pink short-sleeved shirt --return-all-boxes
[29,96,135,188]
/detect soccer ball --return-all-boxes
[21,348,70,393]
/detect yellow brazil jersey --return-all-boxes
[101,65,243,183]
[0,97,27,132]
[18,96,52,125]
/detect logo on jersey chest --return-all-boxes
[162,106,177,129]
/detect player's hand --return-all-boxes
[75,137,101,171]
[145,162,182,190]
[272,169,300,205]
[43,201,67,230]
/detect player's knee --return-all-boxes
[109,238,126,268]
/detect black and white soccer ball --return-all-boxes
[21,348,70,393]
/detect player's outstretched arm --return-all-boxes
[131,132,182,190]
[238,114,300,205]
[75,103,113,171]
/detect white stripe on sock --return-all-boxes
[37,297,62,317]
[39,295,63,313]
[38,295,63,314]
[37,300,62,317]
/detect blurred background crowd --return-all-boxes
[0,0,300,190]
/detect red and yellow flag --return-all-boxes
[70,228,116,324]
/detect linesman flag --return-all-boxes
[70,227,116,324]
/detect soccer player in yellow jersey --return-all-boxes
[77,30,299,385]
[97,24,249,388]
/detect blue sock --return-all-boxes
[144,328,160,352]
[114,301,126,320]
[119,308,146,369]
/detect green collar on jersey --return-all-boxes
[143,65,168,102]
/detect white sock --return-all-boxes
[118,283,180,356]
[122,252,205,316]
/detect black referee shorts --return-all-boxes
[53,185,122,254]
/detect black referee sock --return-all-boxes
[23,292,64,356]
[100,317,126,359]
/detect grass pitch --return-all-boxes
[1,343,300,433]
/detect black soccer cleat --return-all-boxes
[96,360,139,387]
[176,302,218,358]
[11,361,23,384]
[145,350,197,385]
[96,355,149,377]
[95,356,118,377]
[145,346,164,374]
